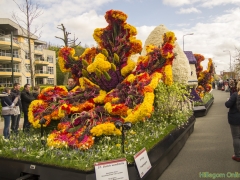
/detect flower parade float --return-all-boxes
[192,54,214,117]
[0,10,195,180]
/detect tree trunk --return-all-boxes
[26,0,35,87]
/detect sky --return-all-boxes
[1,0,240,74]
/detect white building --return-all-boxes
[0,18,56,87]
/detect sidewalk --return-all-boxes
[158,89,240,180]
[0,117,23,135]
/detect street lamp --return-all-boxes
[223,50,232,78]
[183,33,194,51]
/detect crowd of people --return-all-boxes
[0,83,39,138]
[0,78,76,139]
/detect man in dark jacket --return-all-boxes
[11,83,22,133]
[21,84,35,132]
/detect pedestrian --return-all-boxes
[21,84,35,132]
[10,83,22,133]
[67,77,76,91]
[229,79,235,96]
[32,85,40,99]
[0,87,18,139]
[225,81,240,162]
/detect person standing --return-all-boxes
[10,83,22,133]
[21,84,35,132]
[32,86,40,99]
[67,77,76,91]
[225,81,240,162]
[1,88,16,139]
[229,79,235,96]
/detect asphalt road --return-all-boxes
[158,89,240,180]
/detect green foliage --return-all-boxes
[194,92,213,106]
[152,82,193,127]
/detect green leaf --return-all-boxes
[103,71,111,81]
[67,125,82,133]
[113,53,119,64]
[111,63,116,71]
[82,69,89,77]
[102,49,109,57]
[82,59,89,68]
[95,68,102,78]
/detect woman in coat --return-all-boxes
[225,81,240,162]
[1,88,15,139]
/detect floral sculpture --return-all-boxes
[194,54,214,98]
[28,10,176,150]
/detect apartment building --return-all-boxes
[0,18,56,87]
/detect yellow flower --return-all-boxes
[125,74,136,83]
[116,144,121,147]
[47,132,68,148]
[58,104,68,118]
[112,97,119,103]
[58,56,70,72]
[93,90,107,104]
[110,10,128,22]
[149,72,162,89]
[28,100,46,128]
[123,23,137,36]
[165,31,176,45]
[104,102,112,113]
[121,58,136,77]
[79,77,100,90]
[93,28,104,46]
[124,92,154,123]
[146,44,155,54]
[87,53,111,73]
[163,65,173,86]
[90,122,122,136]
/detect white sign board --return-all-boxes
[134,148,151,178]
[94,158,129,180]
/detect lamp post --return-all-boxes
[183,33,194,51]
[115,121,132,153]
[11,32,14,86]
[223,50,232,78]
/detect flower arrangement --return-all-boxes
[24,9,190,152]
[194,54,214,97]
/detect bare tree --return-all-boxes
[234,47,240,76]
[55,24,80,85]
[12,0,43,87]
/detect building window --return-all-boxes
[25,64,30,72]
[26,77,31,85]
[0,77,17,87]
[13,50,19,58]
[47,55,53,63]
[47,67,54,74]
[47,78,54,84]
[25,52,30,59]
[34,45,43,51]
[35,78,43,85]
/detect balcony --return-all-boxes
[34,58,49,65]
[0,52,21,63]
[0,68,21,77]
[35,70,49,77]
[0,36,20,50]
[34,46,43,55]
